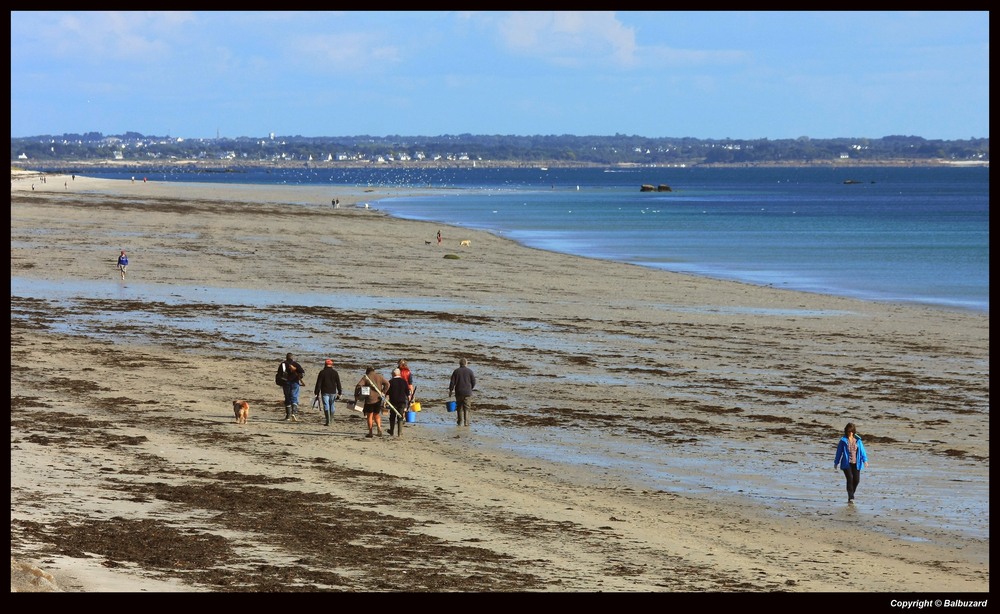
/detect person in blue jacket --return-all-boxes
[117,250,129,280]
[834,422,869,504]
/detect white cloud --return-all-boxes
[495,11,638,68]
[36,11,194,63]
[290,32,402,73]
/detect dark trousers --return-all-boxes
[842,464,861,500]
[388,402,406,434]
[456,394,471,425]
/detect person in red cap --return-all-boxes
[313,358,342,426]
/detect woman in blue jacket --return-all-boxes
[117,250,129,280]
[834,422,869,504]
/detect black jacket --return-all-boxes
[449,366,476,397]
[279,360,305,385]
[387,376,410,409]
[314,366,343,396]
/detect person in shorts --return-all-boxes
[356,366,389,437]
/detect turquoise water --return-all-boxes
[46,164,989,312]
[374,167,989,312]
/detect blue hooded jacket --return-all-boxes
[835,435,868,471]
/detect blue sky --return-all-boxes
[10,11,989,140]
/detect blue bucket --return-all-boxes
[446,401,457,412]
[406,410,417,423]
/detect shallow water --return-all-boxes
[12,275,988,545]
[438,419,989,544]
[33,165,990,312]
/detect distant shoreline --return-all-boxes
[11,157,988,173]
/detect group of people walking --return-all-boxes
[277,352,867,506]
[354,363,411,438]
[276,354,474,437]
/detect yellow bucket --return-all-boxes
[411,402,421,412]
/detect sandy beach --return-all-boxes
[10,171,989,595]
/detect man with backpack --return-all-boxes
[276,353,306,422]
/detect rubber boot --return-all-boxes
[283,405,292,421]
[323,410,330,426]
[291,403,299,422]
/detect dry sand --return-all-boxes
[10,171,989,596]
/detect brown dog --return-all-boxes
[232,400,250,424]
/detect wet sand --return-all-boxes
[10,172,989,594]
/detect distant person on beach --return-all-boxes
[278,353,306,422]
[834,422,869,504]
[387,368,410,437]
[355,366,389,438]
[448,358,476,427]
[437,230,442,246]
[117,250,129,280]
[313,359,342,427]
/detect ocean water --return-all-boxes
[54,164,989,312]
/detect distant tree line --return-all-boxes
[11,132,989,166]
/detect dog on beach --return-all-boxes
[232,400,250,424]
[460,240,471,247]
